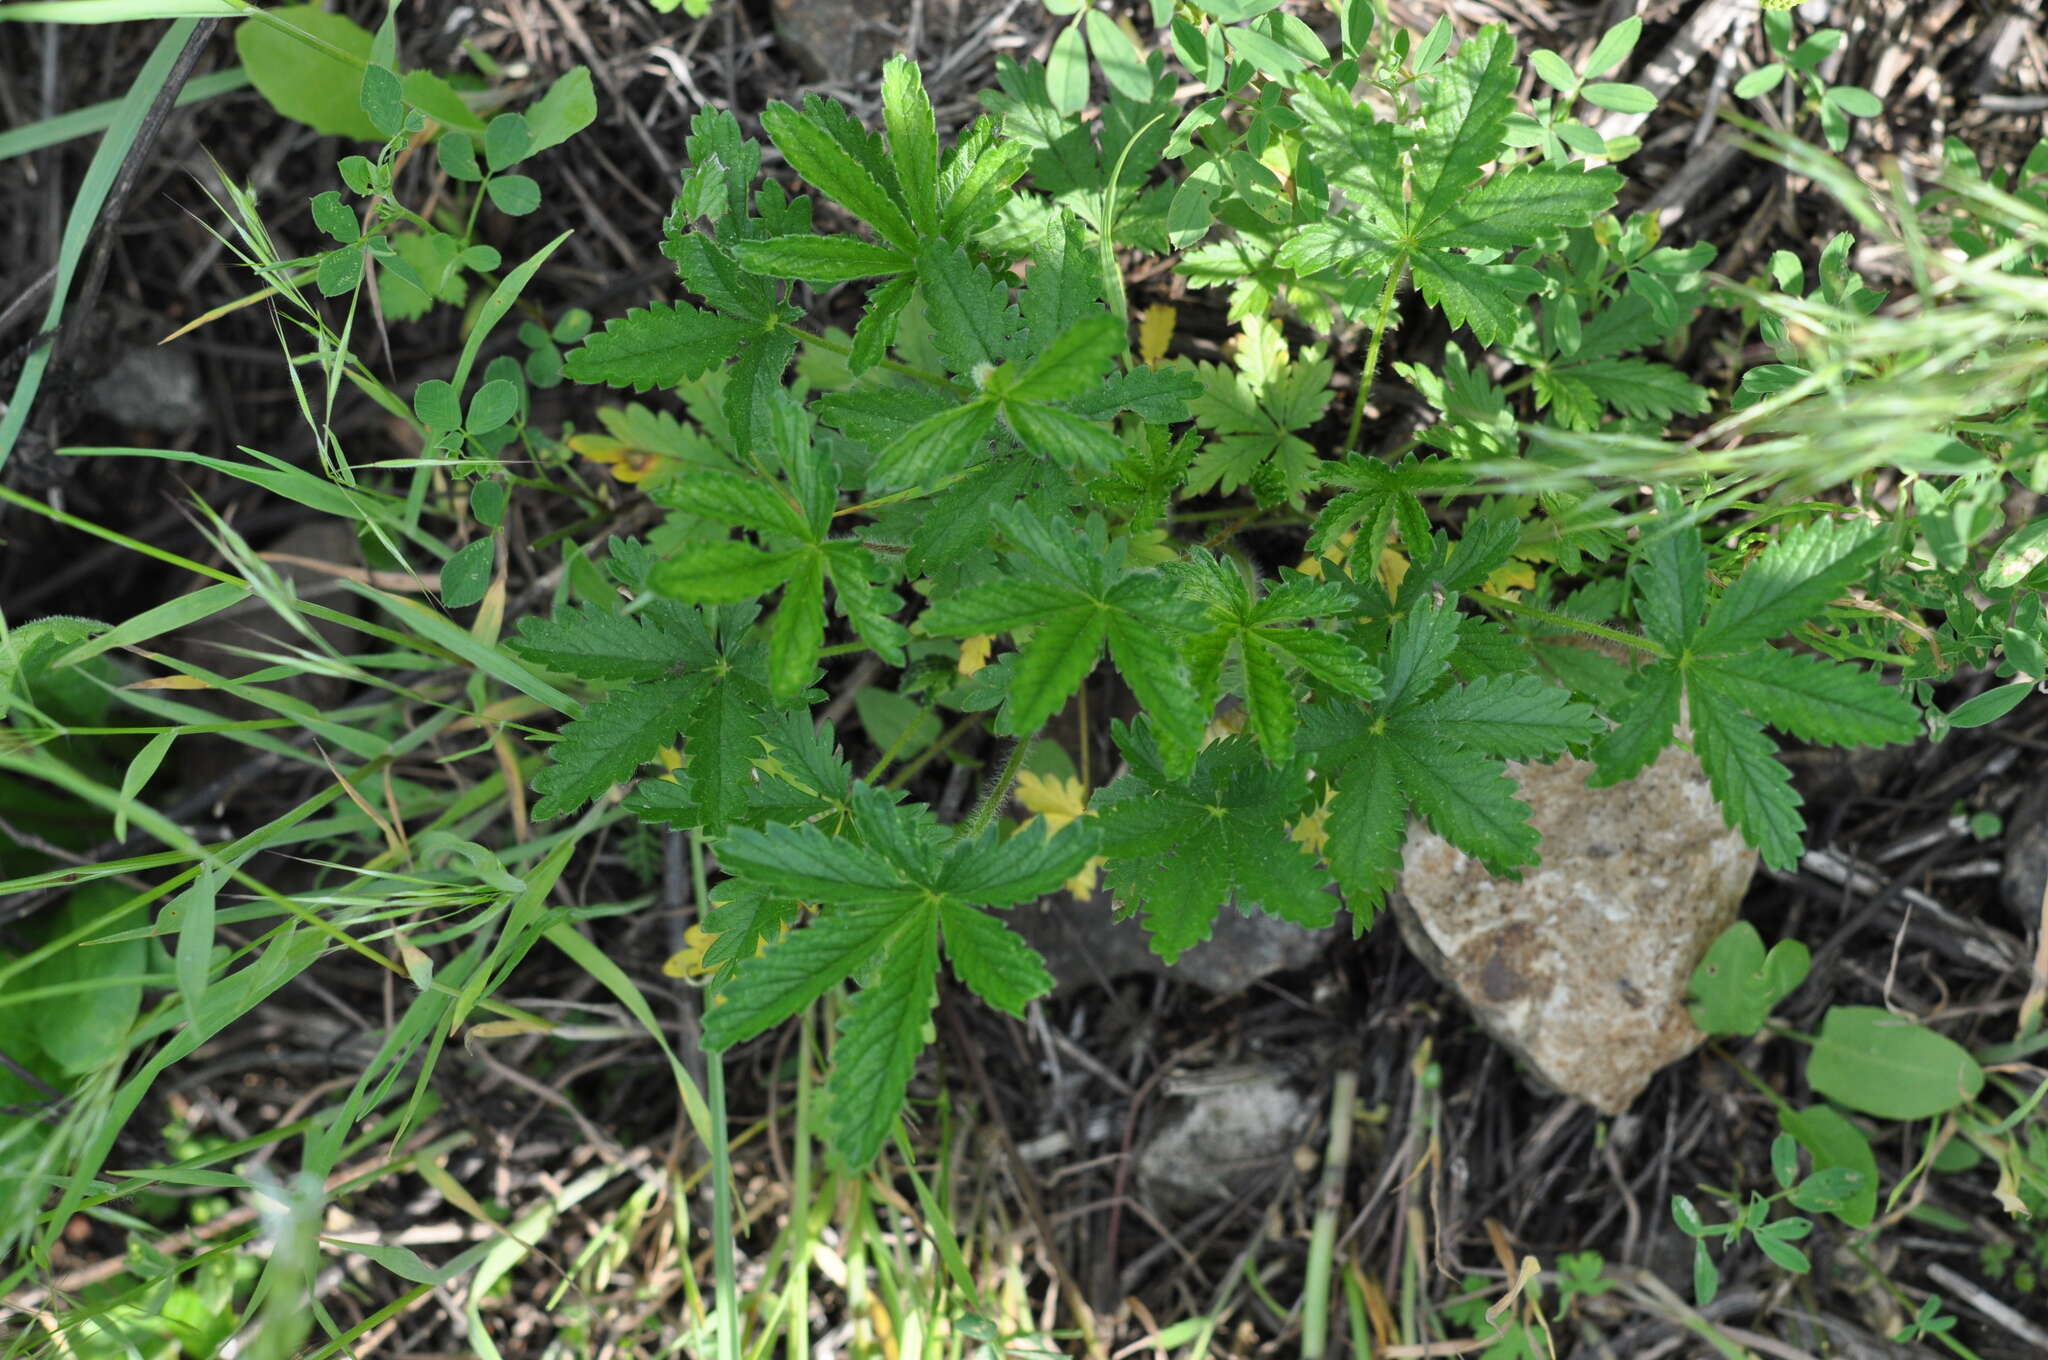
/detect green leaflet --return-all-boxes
[881,55,942,233]
[920,508,1205,762]
[1305,601,1601,916]
[562,301,754,391]
[705,784,1095,1165]
[761,97,919,251]
[1093,728,1335,963]
[1588,497,1916,868]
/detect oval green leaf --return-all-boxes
[1983,516,2048,589]
[1048,21,1090,118]
[1806,1005,1984,1120]
[1946,681,2031,729]
[441,537,496,610]
[234,5,380,141]
[486,173,542,216]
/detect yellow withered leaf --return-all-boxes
[1138,304,1177,367]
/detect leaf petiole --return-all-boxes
[1478,591,1670,660]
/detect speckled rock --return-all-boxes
[1008,891,1336,995]
[771,0,908,84]
[1393,746,1757,1113]
[85,345,205,432]
[2004,779,2048,919]
[1135,1064,1311,1213]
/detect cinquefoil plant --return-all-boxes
[513,14,2036,1167]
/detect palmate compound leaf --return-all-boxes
[1274,25,1622,346]
[868,297,1129,491]
[650,406,910,701]
[919,507,1207,766]
[1175,551,1382,763]
[1185,315,1334,505]
[510,600,772,828]
[1092,727,1335,964]
[1588,504,1918,869]
[705,785,1096,1165]
[1306,601,1602,920]
[1308,453,1471,556]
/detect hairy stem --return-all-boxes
[1479,591,1670,660]
[1344,261,1408,456]
[961,733,1035,839]
[776,320,962,392]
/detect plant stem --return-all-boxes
[788,1017,815,1360]
[692,829,742,1360]
[1344,262,1408,456]
[1301,1068,1359,1359]
[777,321,962,393]
[1478,592,1670,660]
[961,734,1034,839]
[887,712,984,790]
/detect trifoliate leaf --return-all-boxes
[1176,551,1382,761]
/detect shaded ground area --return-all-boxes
[3,1,2046,1355]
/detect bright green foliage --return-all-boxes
[509,549,777,829]
[1590,494,1920,868]
[1093,727,1334,963]
[496,22,1996,1171]
[1173,551,1381,762]
[32,12,2048,1354]
[1280,27,1623,344]
[1509,18,1655,164]
[921,508,1207,764]
[1305,600,1602,919]
[1186,316,1334,505]
[647,396,908,700]
[703,783,1097,1165]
